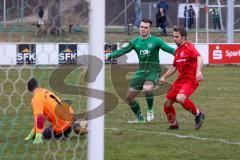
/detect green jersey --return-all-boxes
[108,35,175,71]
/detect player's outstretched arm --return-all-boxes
[108,41,134,59]
[159,40,176,55]
[196,56,204,81]
[159,65,177,84]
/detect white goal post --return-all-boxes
[88,0,105,160]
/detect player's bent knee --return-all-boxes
[143,85,153,91]
[143,82,154,92]
[176,94,186,103]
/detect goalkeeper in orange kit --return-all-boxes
[24,78,75,144]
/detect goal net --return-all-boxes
[0,0,103,159]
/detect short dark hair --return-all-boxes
[141,18,152,27]
[27,78,39,92]
[173,26,187,39]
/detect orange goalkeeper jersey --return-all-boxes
[31,88,74,134]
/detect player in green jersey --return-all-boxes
[107,18,175,122]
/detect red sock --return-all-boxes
[164,104,176,124]
[182,98,198,115]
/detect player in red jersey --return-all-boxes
[159,26,205,130]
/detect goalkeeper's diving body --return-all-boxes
[107,18,175,122]
[24,78,75,144]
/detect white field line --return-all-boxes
[105,128,240,145]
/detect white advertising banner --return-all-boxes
[0,43,17,65]
[0,43,210,65]
[36,43,59,65]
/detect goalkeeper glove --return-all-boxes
[24,129,35,141]
[33,133,43,144]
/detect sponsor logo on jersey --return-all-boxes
[16,44,36,64]
[176,59,186,63]
[140,49,150,56]
[147,43,153,48]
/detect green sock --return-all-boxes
[129,100,141,116]
[146,92,153,111]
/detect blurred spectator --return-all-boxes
[183,6,188,29]
[156,0,168,35]
[188,5,195,29]
[38,6,44,26]
[134,0,142,28]
[209,8,221,30]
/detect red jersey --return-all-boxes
[173,41,200,85]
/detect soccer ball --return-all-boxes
[73,119,88,135]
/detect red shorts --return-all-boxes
[166,81,198,102]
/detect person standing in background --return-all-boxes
[188,5,195,29]
[156,0,169,35]
[134,0,142,28]
[38,6,44,26]
[209,7,221,30]
[183,6,188,29]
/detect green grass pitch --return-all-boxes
[0,65,240,160]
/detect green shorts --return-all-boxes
[129,69,160,90]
